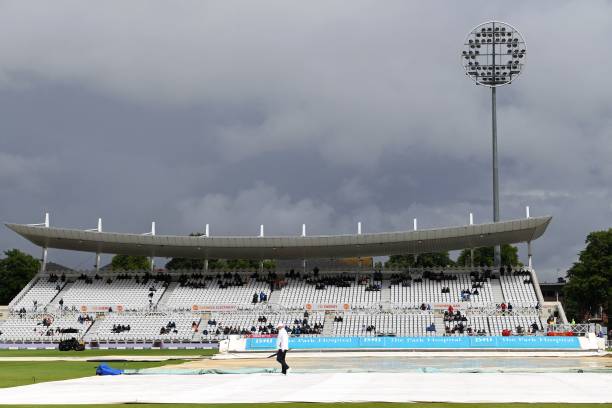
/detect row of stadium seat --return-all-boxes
[390,275,493,306]
[0,310,544,342]
[8,270,539,312]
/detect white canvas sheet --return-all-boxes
[0,372,610,404]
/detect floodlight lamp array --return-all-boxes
[461,21,526,87]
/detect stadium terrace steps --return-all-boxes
[322,313,335,336]
[490,278,505,303]
[155,281,178,308]
[266,290,279,306]
[434,315,445,335]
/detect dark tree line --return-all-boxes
[563,229,611,322]
[0,249,40,304]
[386,244,520,269]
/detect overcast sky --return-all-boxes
[0,1,610,280]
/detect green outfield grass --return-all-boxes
[0,348,216,357]
[0,360,186,388]
[0,404,609,407]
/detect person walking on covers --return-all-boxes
[275,322,290,374]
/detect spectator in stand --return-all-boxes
[500,303,507,312]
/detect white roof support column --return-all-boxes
[526,205,532,269]
[204,224,210,271]
[413,218,418,231]
[259,226,265,271]
[41,212,49,273]
[96,218,102,272]
[469,212,474,268]
[150,221,156,272]
[301,224,306,273]
[357,222,362,270]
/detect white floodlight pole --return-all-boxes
[462,21,527,269]
[204,224,210,272]
[150,221,156,272]
[526,206,532,269]
[469,212,474,268]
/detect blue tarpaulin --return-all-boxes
[96,364,124,376]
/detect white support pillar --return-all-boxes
[526,206,532,269]
[95,218,102,272]
[41,247,48,274]
[204,224,210,272]
[357,222,362,270]
[528,241,533,270]
[413,218,418,231]
[301,224,306,273]
[41,212,49,273]
[469,212,474,268]
[259,225,265,272]
[150,221,156,272]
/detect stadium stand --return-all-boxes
[198,311,325,340]
[165,273,270,309]
[500,271,538,307]
[57,273,167,311]
[389,270,493,307]
[86,312,197,343]
[0,267,554,344]
[276,274,381,308]
[331,312,434,337]
[0,312,94,342]
[10,274,66,312]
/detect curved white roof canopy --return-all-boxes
[5,216,551,260]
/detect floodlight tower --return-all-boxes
[461,21,526,268]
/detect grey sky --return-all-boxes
[0,1,610,279]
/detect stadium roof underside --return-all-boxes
[6,216,551,260]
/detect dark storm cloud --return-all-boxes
[0,0,610,278]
